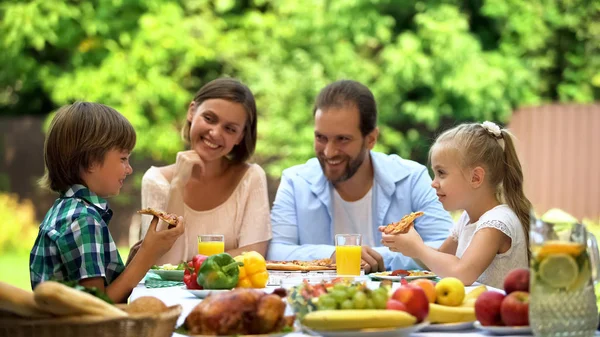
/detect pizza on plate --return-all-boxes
[137,207,180,227]
[266,258,336,271]
[382,211,424,234]
[373,269,436,278]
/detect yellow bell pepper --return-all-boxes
[234,251,269,288]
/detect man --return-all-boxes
[267,80,453,272]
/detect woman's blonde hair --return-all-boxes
[431,122,532,260]
[40,102,136,194]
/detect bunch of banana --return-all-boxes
[460,285,488,308]
[428,303,476,323]
[302,309,417,331]
[428,285,487,323]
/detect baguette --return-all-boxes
[0,281,51,317]
[33,281,127,317]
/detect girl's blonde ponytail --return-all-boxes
[500,130,532,262]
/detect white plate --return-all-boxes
[420,321,474,332]
[368,272,437,282]
[473,321,532,335]
[148,269,184,281]
[302,321,429,337]
[184,287,231,299]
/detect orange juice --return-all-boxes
[198,241,225,256]
[335,245,361,275]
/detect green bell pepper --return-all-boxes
[197,253,244,289]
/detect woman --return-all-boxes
[139,78,271,264]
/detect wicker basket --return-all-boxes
[0,305,182,337]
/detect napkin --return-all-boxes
[144,272,184,288]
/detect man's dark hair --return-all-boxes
[313,80,377,136]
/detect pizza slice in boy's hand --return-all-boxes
[383,211,424,234]
[137,207,181,228]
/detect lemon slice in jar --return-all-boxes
[538,253,579,289]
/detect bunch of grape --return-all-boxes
[316,284,390,310]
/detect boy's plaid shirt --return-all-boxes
[29,184,125,289]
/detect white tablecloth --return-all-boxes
[129,279,599,337]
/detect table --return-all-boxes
[130,281,599,337]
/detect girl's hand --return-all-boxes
[173,150,204,187]
[140,215,185,261]
[379,226,425,258]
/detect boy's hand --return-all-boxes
[380,226,424,258]
[141,215,185,261]
[173,150,204,187]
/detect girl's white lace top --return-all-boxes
[450,205,528,288]
[140,164,272,264]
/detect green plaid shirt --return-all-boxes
[29,184,124,289]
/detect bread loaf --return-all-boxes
[0,281,50,317]
[126,296,167,315]
[34,281,127,317]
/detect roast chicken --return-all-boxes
[184,288,292,335]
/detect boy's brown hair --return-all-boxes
[40,102,136,194]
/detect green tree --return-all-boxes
[0,0,598,176]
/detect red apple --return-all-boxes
[386,299,408,312]
[391,284,429,322]
[475,291,505,326]
[501,291,529,326]
[503,268,530,294]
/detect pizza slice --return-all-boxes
[303,258,336,271]
[266,259,336,271]
[265,261,303,271]
[137,207,181,228]
[383,211,424,234]
[390,269,410,277]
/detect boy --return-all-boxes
[29,102,184,303]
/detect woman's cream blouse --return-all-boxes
[140,164,272,264]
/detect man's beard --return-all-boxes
[318,145,368,185]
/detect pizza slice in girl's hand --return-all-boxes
[382,211,424,235]
[137,207,181,228]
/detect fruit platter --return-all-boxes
[474,268,532,333]
[287,279,430,336]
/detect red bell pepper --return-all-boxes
[183,254,208,289]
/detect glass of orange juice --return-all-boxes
[197,235,225,256]
[335,234,362,276]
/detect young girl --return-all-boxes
[380,121,531,288]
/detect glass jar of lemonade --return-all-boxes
[530,218,599,337]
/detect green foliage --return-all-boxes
[0,251,31,290]
[0,0,598,174]
[0,193,39,254]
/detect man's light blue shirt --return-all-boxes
[267,151,453,270]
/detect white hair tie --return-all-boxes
[481,121,505,150]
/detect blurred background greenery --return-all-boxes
[0,0,599,292]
